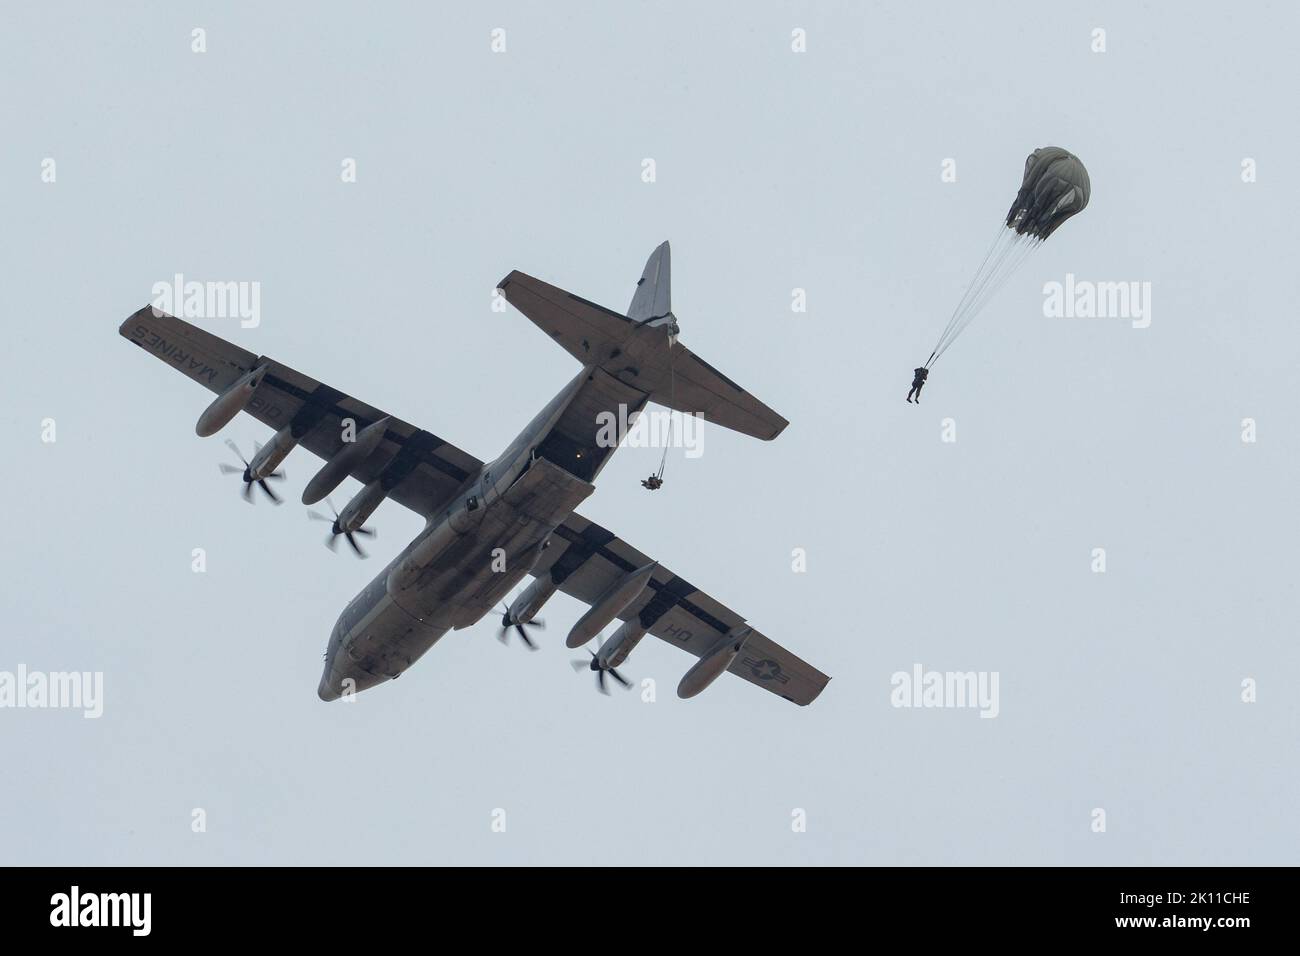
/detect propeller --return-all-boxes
[497,604,544,651]
[307,497,376,558]
[570,640,633,695]
[219,439,284,504]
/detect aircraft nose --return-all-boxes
[318,655,343,701]
[317,677,341,702]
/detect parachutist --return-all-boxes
[918,147,1089,371]
[641,475,663,491]
[906,367,929,404]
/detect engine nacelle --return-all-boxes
[337,480,387,534]
[247,425,297,481]
[508,572,558,626]
[598,619,647,670]
[566,561,657,648]
[195,365,267,437]
[677,625,753,699]
[301,417,391,505]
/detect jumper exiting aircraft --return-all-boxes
[119,243,830,706]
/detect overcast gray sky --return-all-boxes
[2,1,1297,865]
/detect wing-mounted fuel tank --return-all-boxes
[677,624,753,699]
[302,417,391,505]
[195,365,267,437]
[566,561,658,648]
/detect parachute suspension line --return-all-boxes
[929,227,1025,365]
[948,232,1022,332]
[930,230,998,364]
[944,223,1009,331]
[964,235,1039,320]
[932,228,1023,361]
[932,238,1027,362]
[944,236,1027,342]
[654,355,676,482]
[927,223,1010,369]
[956,234,1041,336]
[931,234,1042,363]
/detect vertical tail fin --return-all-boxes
[628,241,672,322]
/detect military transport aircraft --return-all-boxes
[119,242,829,706]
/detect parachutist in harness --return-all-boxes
[641,347,676,493]
[906,366,929,404]
[914,147,1090,376]
[642,420,669,490]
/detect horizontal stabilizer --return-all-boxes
[498,243,788,441]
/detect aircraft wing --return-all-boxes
[119,306,482,519]
[536,511,829,706]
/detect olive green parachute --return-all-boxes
[926,147,1090,366]
[1006,147,1091,240]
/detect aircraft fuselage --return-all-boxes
[318,364,648,699]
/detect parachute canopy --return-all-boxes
[1006,147,1090,240]
[926,146,1090,366]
